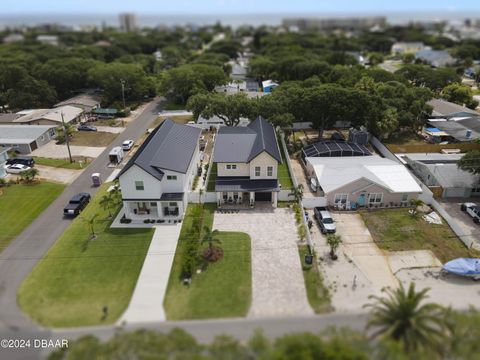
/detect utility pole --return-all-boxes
[61,111,73,163]
[120,79,126,110]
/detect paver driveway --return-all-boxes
[213,207,313,317]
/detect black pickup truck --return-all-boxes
[63,193,91,217]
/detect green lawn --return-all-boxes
[0,182,65,252]
[360,209,478,263]
[33,156,91,170]
[17,185,154,327]
[164,204,252,320]
[206,163,217,192]
[278,138,294,190]
[298,245,331,313]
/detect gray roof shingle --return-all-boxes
[213,116,281,163]
[118,119,201,180]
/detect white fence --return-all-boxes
[188,191,217,203]
[370,136,402,164]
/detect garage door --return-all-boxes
[444,188,467,198]
[29,141,38,151]
[255,192,272,202]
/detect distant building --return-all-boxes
[262,80,279,93]
[215,81,247,94]
[415,49,456,68]
[391,42,426,55]
[192,115,250,130]
[405,153,480,198]
[11,106,84,126]
[428,99,479,118]
[0,125,57,154]
[54,93,101,113]
[119,13,137,32]
[3,33,24,44]
[36,35,59,46]
[282,16,386,32]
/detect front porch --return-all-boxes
[215,177,280,208]
[216,190,278,208]
[121,193,186,223]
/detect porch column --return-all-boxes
[123,201,131,217]
[216,192,222,206]
[272,191,278,208]
[249,192,255,207]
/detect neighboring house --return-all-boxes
[12,106,84,126]
[212,116,282,207]
[262,80,279,93]
[54,93,101,113]
[415,49,456,68]
[36,35,59,46]
[305,156,422,208]
[117,119,202,222]
[215,81,247,93]
[428,99,480,118]
[0,125,57,154]
[390,42,426,55]
[0,113,23,124]
[0,147,9,178]
[231,63,248,81]
[405,153,480,198]
[192,115,250,130]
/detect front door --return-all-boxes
[357,193,366,207]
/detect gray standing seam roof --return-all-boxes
[213,116,282,163]
[117,119,201,180]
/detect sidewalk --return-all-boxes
[118,223,182,324]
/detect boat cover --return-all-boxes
[443,258,480,276]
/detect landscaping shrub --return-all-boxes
[181,206,203,279]
[119,218,132,224]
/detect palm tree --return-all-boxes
[99,193,114,217]
[201,226,221,260]
[289,184,304,203]
[82,213,99,240]
[326,233,342,260]
[364,283,449,355]
[21,168,39,183]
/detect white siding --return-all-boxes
[119,165,163,199]
[249,151,278,179]
[217,162,250,177]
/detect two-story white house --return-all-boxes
[117,119,201,222]
[212,116,282,207]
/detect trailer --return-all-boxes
[109,146,124,164]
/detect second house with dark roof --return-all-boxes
[117,119,202,222]
[212,116,282,207]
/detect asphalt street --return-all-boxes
[0,98,165,359]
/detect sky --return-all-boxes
[2,0,479,15]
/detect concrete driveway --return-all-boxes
[438,199,480,242]
[213,207,313,318]
[32,141,105,159]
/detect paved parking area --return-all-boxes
[32,141,105,159]
[213,207,313,317]
[438,199,480,242]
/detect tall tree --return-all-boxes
[458,150,480,175]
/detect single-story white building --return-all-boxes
[305,156,422,209]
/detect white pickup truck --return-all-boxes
[461,203,480,224]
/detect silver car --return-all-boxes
[314,207,336,234]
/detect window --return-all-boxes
[49,128,56,136]
[267,166,273,177]
[168,202,177,207]
[226,164,237,170]
[401,193,409,202]
[39,135,45,141]
[135,181,144,191]
[334,194,348,204]
[150,202,157,207]
[255,166,261,177]
[167,175,177,180]
[368,193,383,204]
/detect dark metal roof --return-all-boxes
[302,140,371,158]
[213,116,282,163]
[117,119,201,180]
[160,193,184,201]
[215,177,279,192]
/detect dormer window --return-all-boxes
[226,164,237,170]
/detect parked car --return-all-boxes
[78,124,97,131]
[5,163,31,174]
[122,139,134,151]
[461,203,480,224]
[63,193,91,217]
[6,156,35,167]
[314,207,336,233]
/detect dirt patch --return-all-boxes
[69,131,118,147]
